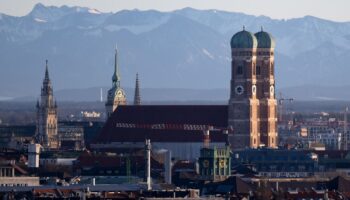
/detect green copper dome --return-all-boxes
[230,29,258,49]
[254,30,275,48]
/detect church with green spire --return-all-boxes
[105,45,127,118]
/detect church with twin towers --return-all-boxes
[103,27,278,150]
[228,27,277,149]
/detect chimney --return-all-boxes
[28,143,41,168]
[203,126,211,148]
[164,150,172,184]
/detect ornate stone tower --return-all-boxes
[105,46,127,118]
[228,28,260,149]
[255,29,278,148]
[36,60,59,149]
[134,73,141,105]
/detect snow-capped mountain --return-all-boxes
[1,4,350,100]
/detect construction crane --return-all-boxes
[278,92,294,123]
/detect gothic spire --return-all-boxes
[134,73,141,105]
[42,59,52,96]
[112,44,121,87]
[44,59,50,82]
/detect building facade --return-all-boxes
[105,46,127,118]
[198,146,231,181]
[36,60,59,149]
[58,124,85,150]
[228,28,277,149]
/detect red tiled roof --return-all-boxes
[94,105,228,143]
[108,105,228,126]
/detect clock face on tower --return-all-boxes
[116,90,124,98]
[219,159,225,168]
[235,85,244,95]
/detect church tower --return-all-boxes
[36,60,59,149]
[105,46,127,118]
[134,73,141,105]
[228,28,260,149]
[255,28,278,148]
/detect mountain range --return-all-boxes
[1,3,350,100]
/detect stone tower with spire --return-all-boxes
[134,73,141,105]
[105,45,127,118]
[36,60,59,149]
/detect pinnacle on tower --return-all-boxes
[112,44,121,87]
[134,73,141,105]
[44,59,50,81]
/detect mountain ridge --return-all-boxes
[1,4,350,99]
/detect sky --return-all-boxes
[0,0,349,22]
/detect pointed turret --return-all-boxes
[134,73,141,105]
[44,60,51,84]
[112,44,121,87]
[41,60,53,98]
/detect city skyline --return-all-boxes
[0,0,350,22]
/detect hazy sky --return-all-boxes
[0,0,349,22]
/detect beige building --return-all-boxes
[228,28,278,149]
[36,60,59,149]
[105,46,127,118]
[0,159,40,187]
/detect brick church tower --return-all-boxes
[228,27,277,149]
[255,28,278,148]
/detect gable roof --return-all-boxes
[94,105,228,143]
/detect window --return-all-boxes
[253,64,256,75]
[237,66,243,75]
[270,64,274,76]
[256,66,261,75]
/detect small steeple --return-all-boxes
[134,73,141,105]
[44,59,50,81]
[112,44,121,87]
[243,25,245,31]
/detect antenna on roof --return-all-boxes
[100,88,103,102]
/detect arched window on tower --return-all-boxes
[270,63,274,76]
[237,66,243,75]
[256,66,261,75]
[253,64,256,75]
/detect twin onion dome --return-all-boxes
[230,27,275,49]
